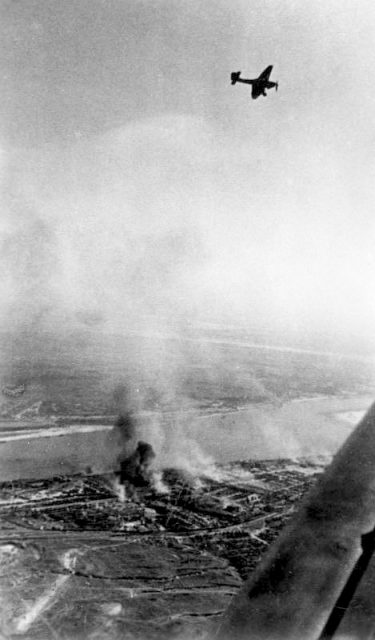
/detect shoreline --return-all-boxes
[0,394,372,481]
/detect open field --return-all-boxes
[0,457,326,640]
[1,330,374,419]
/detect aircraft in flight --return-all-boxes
[231,65,278,99]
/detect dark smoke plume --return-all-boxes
[119,440,156,487]
[109,394,156,488]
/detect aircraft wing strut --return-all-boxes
[215,401,375,640]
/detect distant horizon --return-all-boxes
[1,319,374,360]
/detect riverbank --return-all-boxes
[0,394,372,481]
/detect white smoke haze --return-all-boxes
[1,202,59,329]
[151,471,170,496]
[202,463,261,487]
[0,120,247,480]
[111,475,127,503]
[1,112,375,473]
[159,424,217,479]
[2,118,207,333]
[2,112,375,343]
[0,118,219,421]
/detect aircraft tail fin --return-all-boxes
[231,71,241,85]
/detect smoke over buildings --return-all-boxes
[1,1,375,480]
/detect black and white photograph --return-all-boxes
[1,2,375,639]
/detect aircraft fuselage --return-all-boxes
[236,78,277,90]
[231,68,278,99]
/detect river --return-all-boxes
[0,394,372,481]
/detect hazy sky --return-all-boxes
[1,0,375,344]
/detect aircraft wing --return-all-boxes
[258,65,273,81]
[216,400,375,640]
[251,84,263,99]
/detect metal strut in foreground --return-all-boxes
[215,401,375,640]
